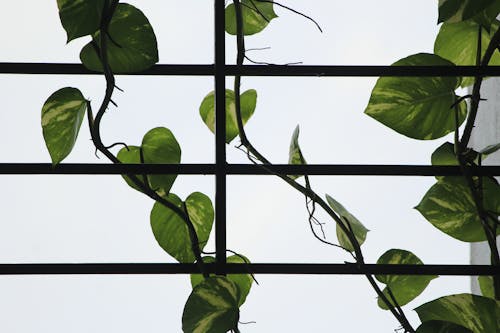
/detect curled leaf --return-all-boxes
[326,194,368,252]
[288,125,306,179]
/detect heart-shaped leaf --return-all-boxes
[375,249,437,310]
[415,294,499,333]
[57,0,105,42]
[199,89,256,143]
[225,0,278,36]
[150,192,214,263]
[141,127,181,194]
[431,142,458,180]
[438,0,495,24]
[326,194,369,252]
[191,255,253,307]
[435,20,500,87]
[117,127,180,195]
[182,276,240,333]
[364,53,466,140]
[80,3,158,73]
[41,87,87,165]
[416,176,500,242]
[431,142,458,167]
[288,125,307,179]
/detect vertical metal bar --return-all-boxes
[214,0,227,273]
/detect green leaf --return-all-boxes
[141,127,181,194]
[80,3,158,73]
[483,177,500,216]
[431,142,457,167]
[57,0,105,42]
[375,249,437,310]
[472,1,500,30]
[431,142,478,175]
[325,194,369,252]
[116,145,144,193]
[288,125,306,179]
[416,321,472,333]
[431,142,457,180]
[478,276,495,299]
[415,293,500,333]
[435,20,500,87]
[364,53,466,140]
[182,276,240,333]
[191,255,253,307]
[150,192,214,263]
[199,89,256,143]
[116,128,181,195]
[416,177,500,242]
[438,0,495,23]
[225,0,278,36]
[41,87,87,165]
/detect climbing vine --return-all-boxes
[41,1,499,332]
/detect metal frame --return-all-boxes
[1,0,499,277]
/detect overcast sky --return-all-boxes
[0,1,475,332]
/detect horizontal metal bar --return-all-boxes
[227,65,500,77]
[0,163,499,176]
[0,63,214,76]
[3,63,500,77]
[0,263,497,276]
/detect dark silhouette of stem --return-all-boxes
[232,1,415,331]
[87,0,208,278]
[456,25,500,300]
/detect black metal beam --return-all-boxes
[3,63,500,77]
[0,63,214,76]
[214,0,227,272]
[1,163,499,176]
[0,263,497,276]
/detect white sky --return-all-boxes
[0,1,475,332]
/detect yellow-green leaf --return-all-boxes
[57,0,105,42]
[326,194,369,252]
[415,294,499,333]
[41,87,87,165]
[199,89,256,143]
[191,255,253,307]
[375,249,437,310]
[150,192,214,263]
[365,53,466,140]
[182,276,240,333]
[225,0,278,36]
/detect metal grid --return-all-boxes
[1,0,499,277]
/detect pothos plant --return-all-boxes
[40,1,499,332]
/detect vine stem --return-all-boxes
[88,0,208,278]
[231,1,415,332]
[457,25,500,300]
